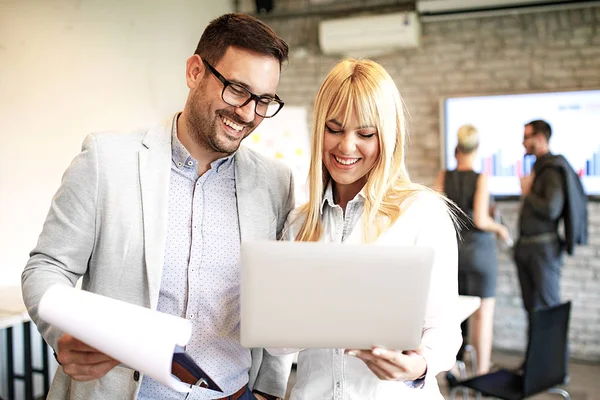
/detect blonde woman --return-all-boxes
[434,125,510,379]
[282,59,461,399]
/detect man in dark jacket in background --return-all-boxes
[515,119,587,382]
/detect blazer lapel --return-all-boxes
[235,147,270,241]
[139,117,173,310]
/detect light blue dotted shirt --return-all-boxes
[138,120,250,399]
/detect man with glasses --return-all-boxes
[515,119,587,383]
[22,13,294,400]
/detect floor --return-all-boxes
[283,350,600,399]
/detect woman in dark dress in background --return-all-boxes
[434,124,510,376]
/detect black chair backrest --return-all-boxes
[523,301,571,396]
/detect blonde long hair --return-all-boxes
[295,59,441,243]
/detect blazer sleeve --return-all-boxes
[250,166,296,398]
[251,349,295,398]
[276,169,295,240]
[21,134,99,350]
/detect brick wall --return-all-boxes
[262,2,600,361]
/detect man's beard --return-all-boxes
[186,90,256,155]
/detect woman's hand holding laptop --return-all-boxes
[345,345,427,382]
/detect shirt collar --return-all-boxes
[210,154,235,173]
[320,181,335,214]
[171,113,235,174]
[320,180,366,214]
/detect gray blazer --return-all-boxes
[22,115,295,399]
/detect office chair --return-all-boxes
[450,301,572,400]
[452,344,482,400]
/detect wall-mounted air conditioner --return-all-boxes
[319,12,421,58]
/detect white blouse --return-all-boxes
[281,185,461,400]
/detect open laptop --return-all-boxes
[240,240,435,350]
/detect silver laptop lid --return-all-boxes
[240,240,434,350]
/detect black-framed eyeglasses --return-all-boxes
[202,59,284,118]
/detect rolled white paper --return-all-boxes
[38,285,193,392]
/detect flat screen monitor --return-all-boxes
[441,89,600,198]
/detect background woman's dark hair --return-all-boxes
[194,13,289,68]
[525,119,552,141]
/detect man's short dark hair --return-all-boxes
[194,13,289,68]
[525,119,552,141]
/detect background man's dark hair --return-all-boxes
[525,119,552,141]
[194,13,289,68]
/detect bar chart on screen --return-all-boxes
[442,89,600,197]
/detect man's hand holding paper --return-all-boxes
[38,284,222,393]
[57,334,120,381]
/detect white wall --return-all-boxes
[0,1,232,398]
[0,0,231,283]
